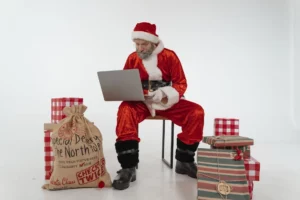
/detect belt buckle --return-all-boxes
[148,80,153,92]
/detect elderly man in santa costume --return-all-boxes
[112,22,205,190]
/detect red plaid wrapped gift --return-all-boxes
[244,156,260,181]
[44,130,53,181]
[248,181,254,200]
[45,97,83,182]
[51,97,83,123]
[214,118,239,136]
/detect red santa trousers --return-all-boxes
[116,99,204,145]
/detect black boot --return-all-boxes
[112,140,139,190]
[175,160,197,178]
[175,138,199,179]
[112,167,136,190]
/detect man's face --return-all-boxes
[134,39,155,60]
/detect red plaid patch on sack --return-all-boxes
[244,156,260,181]
[51,97,83,123]
[214,118,239,136]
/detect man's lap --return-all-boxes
[119,98,202,112]
[118,98,204,122]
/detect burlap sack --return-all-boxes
[42,105,112,190]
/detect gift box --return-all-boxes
[248,181,254,200]
[214,118,239,136]
[203,135,254,147]
[244,156,260,181]
[44,130,53,181]
[197,148,250,200]
[211,145,251,159]
[51,97,83,123]
[45,97,83,181]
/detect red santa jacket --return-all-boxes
[123,41,187,115]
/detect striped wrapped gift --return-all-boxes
[203,136,254,147]
[211,145,251,159]
[197,148,250,200]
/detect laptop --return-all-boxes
[97,69,145,101]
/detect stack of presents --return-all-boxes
[43,97,83,182]
[197,118,260,200]
[43,98,260,199]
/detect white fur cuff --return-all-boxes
[151,86,180,110]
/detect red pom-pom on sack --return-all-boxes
[98,181,105,188]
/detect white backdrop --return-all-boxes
[0,0,299,153]
[291,0,300,133]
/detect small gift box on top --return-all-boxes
[211,119,251,159]
[197,148,250,200]
[51,97,83,123]
[214,118,239,136]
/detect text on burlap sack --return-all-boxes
[76,158,106,185]
[52,134,102,158]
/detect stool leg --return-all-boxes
[136,124,138,169]
[162,120,174,169]
[170,122,174,169]
[162,119,165,160]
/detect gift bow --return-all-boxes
[234,148,242,160]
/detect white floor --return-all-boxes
[1,121,300,200]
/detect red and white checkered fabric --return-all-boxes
[44,130,53,181]
[51,97,83,123]
[45,97,83,181]
[214,118,239,136]
[244,156,260,181]
[248,180,254,200]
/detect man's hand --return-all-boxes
[147,89,166,103]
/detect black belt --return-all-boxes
[141,80,171,92]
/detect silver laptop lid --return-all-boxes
[97,69,145,101]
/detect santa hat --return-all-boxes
[131,22,159,43]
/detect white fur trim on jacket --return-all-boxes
[140,40,180,116]
[142,41,164,80]
[151,86,180,110]
[132,31,159,44]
